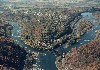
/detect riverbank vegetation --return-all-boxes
[0,20,39,70]
[55,30,100,70]
[0,7,99,50]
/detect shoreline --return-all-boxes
[55,30,100,70]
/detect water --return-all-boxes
[9,22,57,70]
[9,12,100,70]
[64,12,100,51]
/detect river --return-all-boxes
[9,12,100,70]
[64,12,100,51]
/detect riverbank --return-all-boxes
[0,7,100,51]
[18,8,82,50]
[55,11,100,70]
[0,20,41,70]
[55,30,100,70]
[10,22,58,70]
[15,8,100,51]
[0,35,39,70]
[0,7,100,70]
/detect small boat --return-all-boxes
[12,34,13,36]
[80,43,83,44]
[18,36,20,37]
